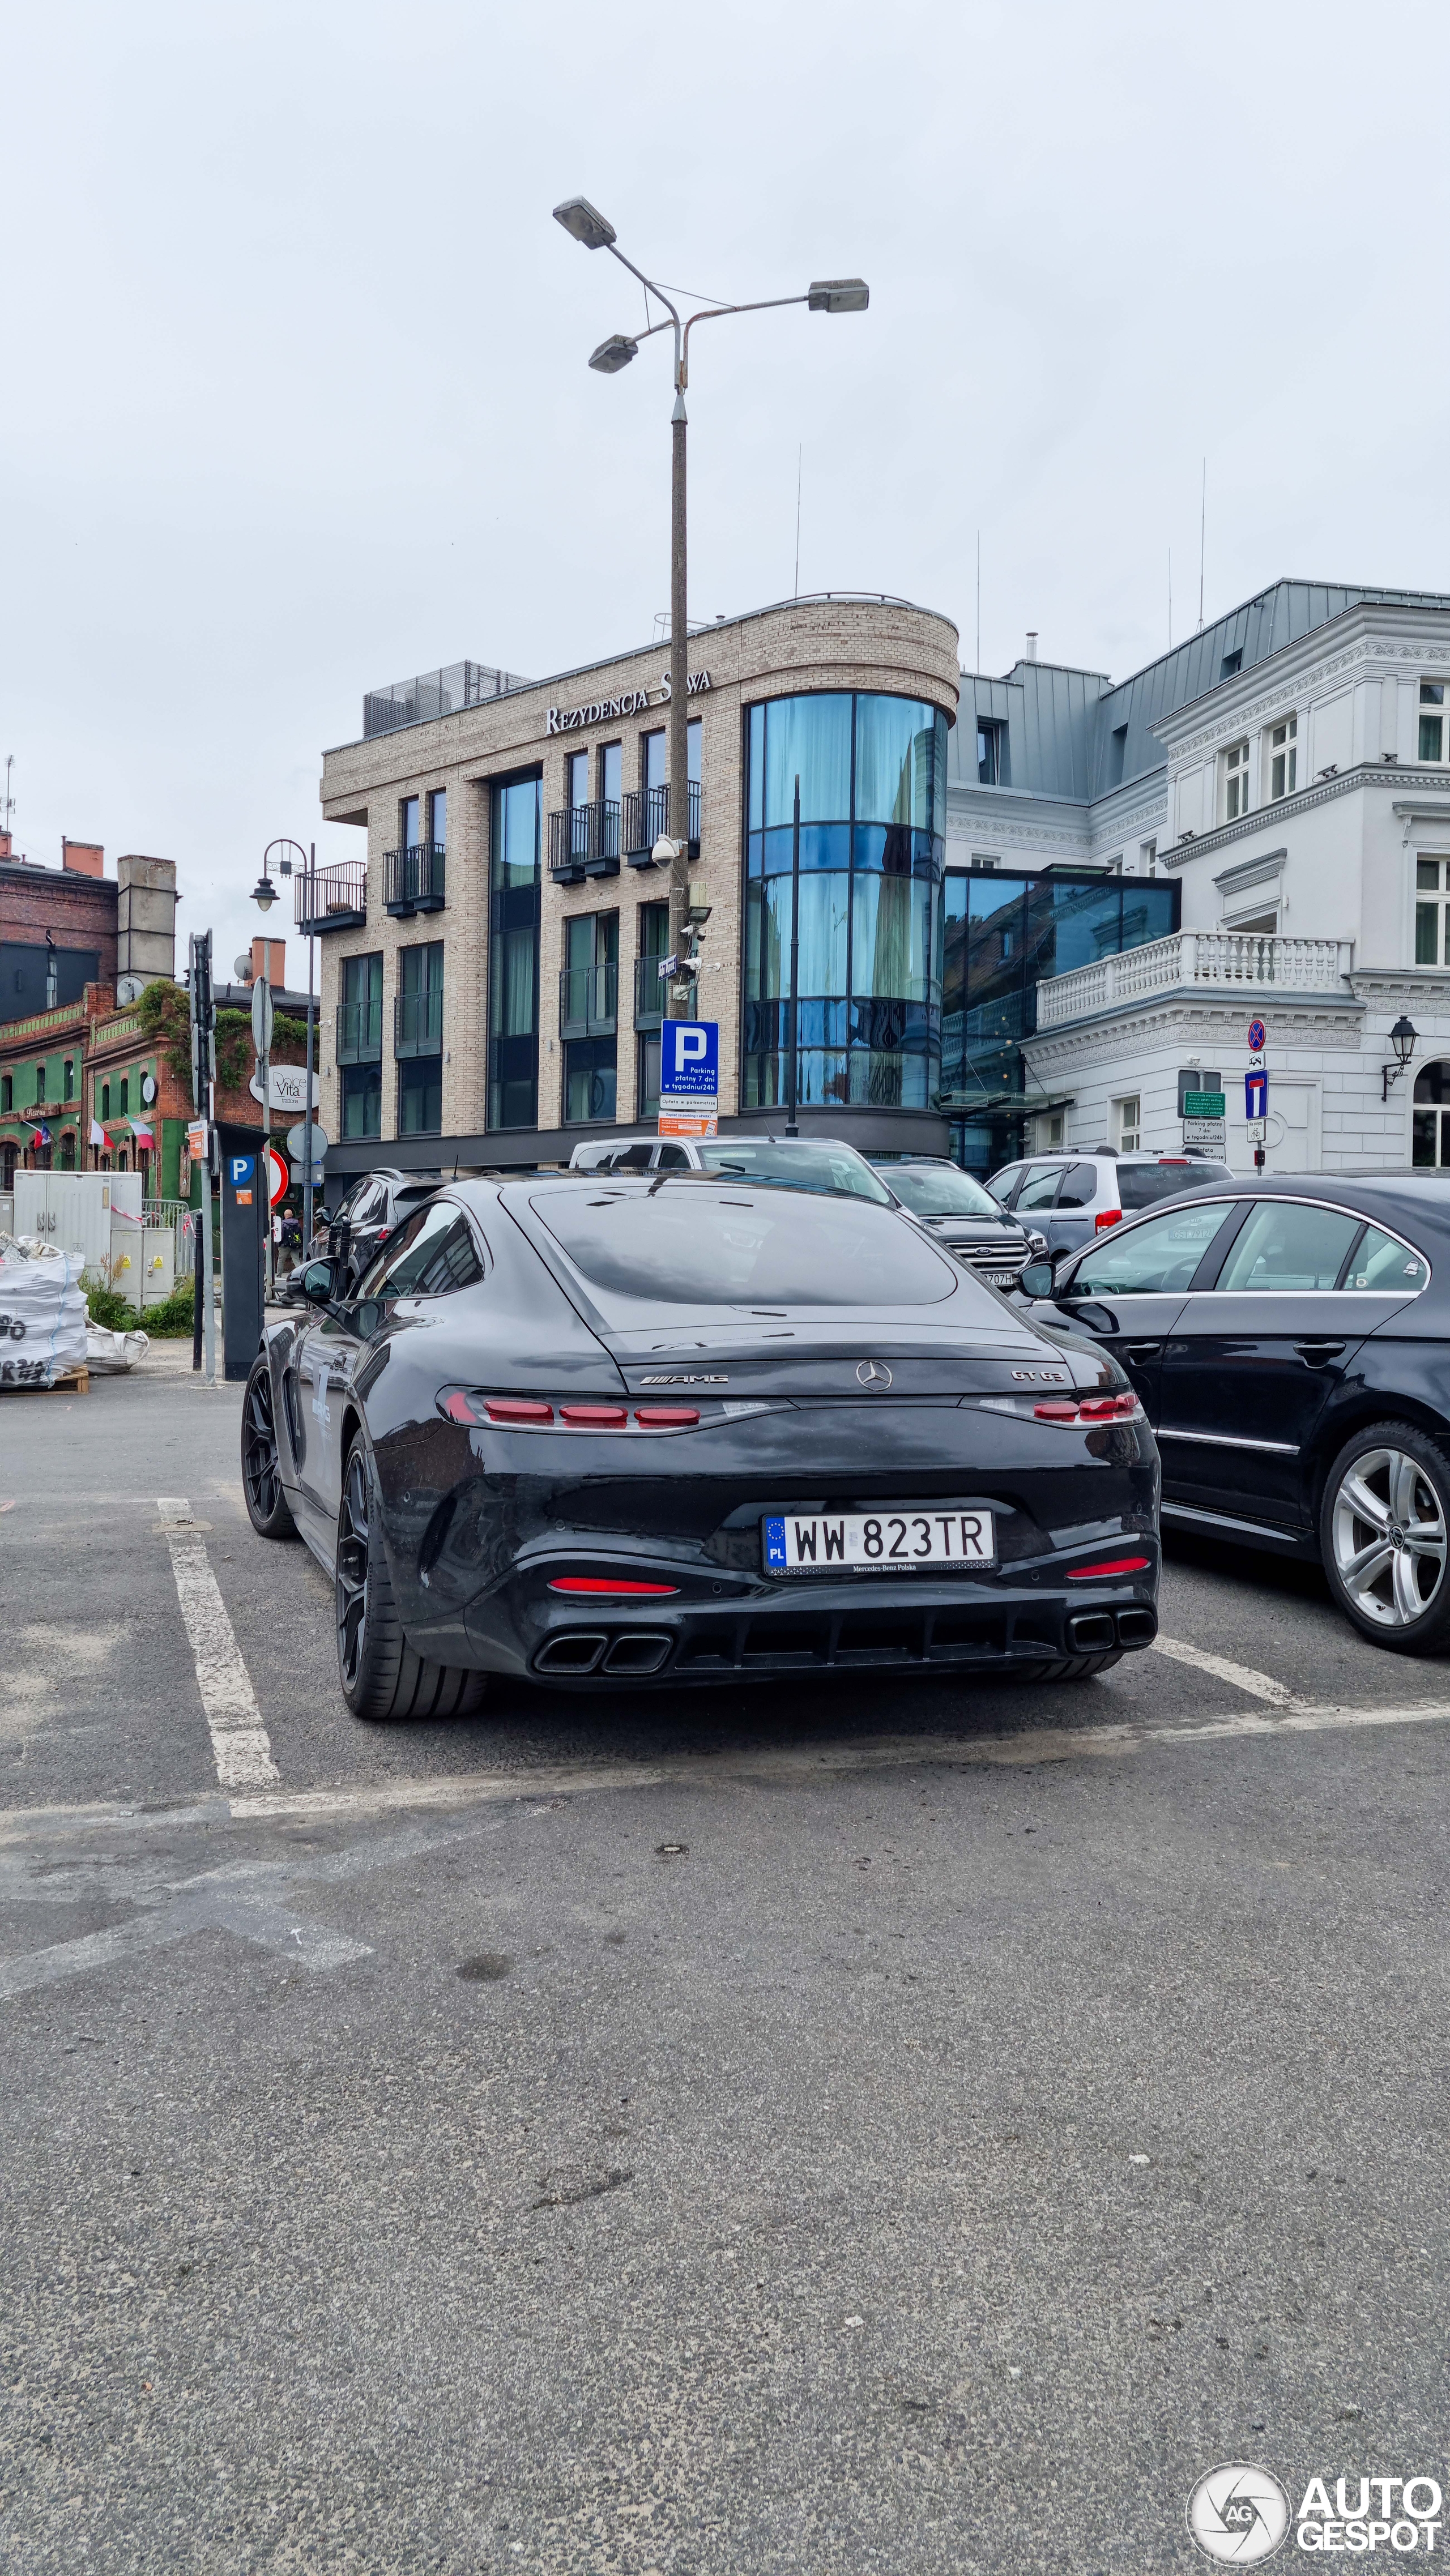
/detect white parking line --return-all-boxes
[1151,1631,1299,1707]
[159,1495,279,1790]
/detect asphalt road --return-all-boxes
[3,1347,1449,2573]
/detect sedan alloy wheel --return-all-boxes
[1325,1429,1449,1644]
[241,1357,297,1540]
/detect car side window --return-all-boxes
[987,1164,1023,1206]
[655,1144,691,1169]
[1213,1202,1361,1294]
[613,1143,654,1172]
[1067,1199,1237,1297]
[356,1201,483,1300]
[1015,1164,1065,1212]
[1056,1161,1098,1209]
[1341,1226,1431,1293]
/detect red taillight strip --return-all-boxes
[1034,1391,1140,1425]
[634,1406,700,1428]
[548,1577,680,1596]
[558,1404,629,1428]
[487,1398,553,1425]
[438,1390,708,1432]
[1067,1556,1150,1578]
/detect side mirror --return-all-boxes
[1020,1259,1056,1300]
[301,1259,338,1307]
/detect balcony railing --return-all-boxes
[1035,930,1355,1030]
[634,954,668,1031]
[383,842,446,916]
[394,989,443,1057]
[336,998,383,1064]
[559,961,619,1038]
[622,780,700,864]
[548,800,621,882]
[297,860,367,933]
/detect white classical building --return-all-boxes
[946,580,1450,1175]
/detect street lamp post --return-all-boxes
[250,859,281,1298]
[262,839,319,1263]
[552,198,867,1028]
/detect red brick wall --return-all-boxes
[0,859,118,985]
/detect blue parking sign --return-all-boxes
[660,1021,719,1099]
[229,1155,255,1187]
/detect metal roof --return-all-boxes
[950,578,1450,802]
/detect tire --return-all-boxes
[241,1356,298,1541]
[1319,1420,1450,1654]
[335,1433,488,1720]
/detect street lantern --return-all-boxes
[251,872,278,913]
[1384,1014,1419,1101]
[555,203,868,1050]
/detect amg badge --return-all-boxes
[638,1373,728,1386]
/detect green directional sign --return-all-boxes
[1183,1091,1226,1119]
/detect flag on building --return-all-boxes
[89,1118,105,1148]
[131,1122,155,1150]
[31,1122,52,1147]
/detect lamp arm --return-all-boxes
[680,294,808,387]
[605,246,683,385]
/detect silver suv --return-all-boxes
[987,1148,1235,1272]
[871,1156,1046,1289]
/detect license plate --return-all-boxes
[762,1509,996,1575]
[981,1271,1018,1288]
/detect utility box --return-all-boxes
[140,1227,176,1306]
[13,1170,143,1278]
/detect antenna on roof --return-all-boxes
[975,531,981,670]
[1197,458,1206,630]
[1167,549,1172,653]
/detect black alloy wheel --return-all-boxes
[1320,1420,1450,1655]
[241,1356,298,1541]
[334,1434,488,1721]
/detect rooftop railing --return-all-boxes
[362,660,531,740]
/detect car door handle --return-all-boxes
[1295,1339,1345,1364]
[1123,1342,1162,1360]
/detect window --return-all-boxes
[398,1055,442,1135]
[1141,840,1157,876]
[531,1186,953,1309]
[1224,741,1251,821]
[1341,1227,1429,1294]
[1214,1200,1360,1293]
[402,794,420,848]
[566,749,588,810]
[1069,1199,1235,1297]
[341,1061,381,1139]
[0,1075,10,1111]
[643,730,666,793]
[489,775,541,1129]
[356,1200,482,1301]
[971,854,999,871]
[1107,724,1128,788]
[1037,1111,1064,1152]
[600,743,621,809]
[429,787,447,847]
[119,1076,129,1114]
[1268,716,1297,801]
[883,1163,1000,1218]
[63,1058,74,1100]
[563,912,619,1122]
[339,951,383,1057]
[636,900,668,1116]
[1415,858,1450,965]
[1015,1164,1065,1211]
[35,1063,47,1104]
[693,1140,892,1202]
[1056,1162,1098,1208]
[101,1082,110,1120]
[1413,1060,1450,1165]
[987,1163,1025,1205]
[396,941,443,1054]
[1106,855,1123,877]
[1220,648,1243,681]
[1116,1096,1141,1152]
[977,721,1005,785]
[1419,683,1447,764]
[1116,1159,1230,1210]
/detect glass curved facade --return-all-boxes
[743,691,948,1111]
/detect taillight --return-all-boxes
[484,1398,553,1426]
[1094,1208,1123,1231]
[437,1389,708,1433]
[559,1404,629,1428]
[548,1576,680,1596]
[1034,1391,1140,1426]
[1067,1555,1150,1578]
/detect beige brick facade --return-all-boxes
[317,597,959,1169]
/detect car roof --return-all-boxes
[1144,1170,1450,1237]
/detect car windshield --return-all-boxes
[531,1187,957,1306]
[1117,1160,1233,1209]
[692,1140,893,1204]
[885,1164,1000,1219]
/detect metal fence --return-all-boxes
[362,661,532,740]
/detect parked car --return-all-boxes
[325,1169,445,1293]
[872,1156,1047,1292]
[569,1133,897,1203]
[241,1173,1161,1716]
[1018,1171,1450,1651]
[988,1149,1235,1274]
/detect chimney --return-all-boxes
[62,839,105,879]
[0,830,11,860]
[115,853,178,988]
[250,935,285,988]
[1025,631,1039,661]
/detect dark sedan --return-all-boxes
[1018,1172,1450,1651]
[241,1174,1161,1717]
[323,1167,444,1291]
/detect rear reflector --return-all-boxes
[634,1406,701,1428]
[1034,1391,1140,1426]
[1067,1556,1151,1578]
[548,1577,680,1596]
[558,1404,629,1428]
[440,1390,483,1424]
[1094,1208,1123,1230]
[487,1398,553,1425]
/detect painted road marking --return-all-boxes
[1152,1631,1299,1707]
[159,1493,279,1789]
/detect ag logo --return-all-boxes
[1186,2464,1290,2562]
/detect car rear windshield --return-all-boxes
[1117,1160,1234,1209]
[692,1140,892,1203]
[532,1187,958,1306]
[884,1163,1001,1219]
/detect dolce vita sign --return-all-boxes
[546,669,712,734]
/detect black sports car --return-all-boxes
[241,1175,1161,1719]
[1017,1172,1450,1652]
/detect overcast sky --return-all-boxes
[3,1,1445,985]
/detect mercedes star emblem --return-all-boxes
[856,1360,893,1388]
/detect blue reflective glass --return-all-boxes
[796,873,850,996]
[851,875,937,1005]
[492,777,540,888]
[1120,885,1176,950]
[745,878,790,999]
[798,823,851,870]
[852,825,939,879]
[854,697,940,831]
[764,694,852,825]
[748,705,764,831]
[747,832,764,879]
[848,1049,931,1109]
